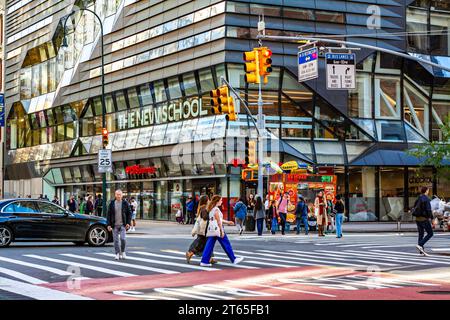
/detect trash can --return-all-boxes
[245,211,255,232]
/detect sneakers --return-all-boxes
[210,258,218,264]
[116,252,126,260]
[200,262,212,267]
[416,245,429,256]
[131,227,136,232]
[115,253,120,260]
[239,229,243,235]
[233,256,244,265]
[122,252,127,259]
[185,251,194,264]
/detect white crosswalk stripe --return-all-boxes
[25,254,136,277]
[0,256,88,277]
[0,266,48,285]
[60,254,179,274]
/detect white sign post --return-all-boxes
[326,53,356,90]
[298,47,319,82]
[98,149,113,173]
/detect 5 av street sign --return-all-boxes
[298,47,319,82]
[326,53,356,90]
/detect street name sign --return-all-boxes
[325,53,356,90]
[298,47,319,82]
[98,149,113,173]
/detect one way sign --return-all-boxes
[326,53,356,90]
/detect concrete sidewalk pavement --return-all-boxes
[129,220,424,235]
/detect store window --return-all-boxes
[142,181,155,220]
[380,167,404,222]
[349,73,372,118]
[155,181,169,220]
[348,167,377,221]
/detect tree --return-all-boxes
[409,116,450,186]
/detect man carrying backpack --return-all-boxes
[412,186,433,256]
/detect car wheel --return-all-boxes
[73,241,85,246]
[0,225,13,248]
[87,225,108,247]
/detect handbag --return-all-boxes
[191,217,200,236]
[197,217,208,237]
[206,208,221,237]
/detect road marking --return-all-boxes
[61,254,179,275]
[314,250,429,266]
[0,277,91,300]
[99,252,220,271]
[235,250,367,268]
[268,250,399,267]
[0,266,48,285]
[0,256,87,277]
[369,250,450,264]
[372,249,450,259]
[161,250,258,269]
[25,254,135,277]
[361,244,422,249]
[431,248,450,252]
[346,250,450,265]
[224,280,337,298]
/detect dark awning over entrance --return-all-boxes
[350,148,450,166]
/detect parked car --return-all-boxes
[0,199,112,247]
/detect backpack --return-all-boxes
[411,197,425,217]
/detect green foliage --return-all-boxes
[409,116,450,181]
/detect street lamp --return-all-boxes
[62,9,107,217]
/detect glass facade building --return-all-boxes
[3,0,450,222]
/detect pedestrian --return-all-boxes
[106,189,132,260]
[130,197,138,232]
[52,196,60,206]
[255,196,265,236]
[67,195,77,213]
[277,192,290,235]
[233,198,247,235]
[412,186,433,256]
[94,194,103,216]
[186,196,195,224]
[315,190,328,237]
[334,195,345,238]
[44,194,49,201]
[200,195,243,267]
[246,194,256,232]
[326,194,335,234]
[38,194,43,199]
[186,195,217,264]
[269,200,279,235]
[85,195,94,215]
[295,195,309,235]
[264,194,271,232]
[78,196,86,214]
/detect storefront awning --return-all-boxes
[350,148,450,166]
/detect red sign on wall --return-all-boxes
[125,165,157,175]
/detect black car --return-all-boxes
[0,199,112,247]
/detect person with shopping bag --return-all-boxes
[269,200,279,235]
[200,195,244,267]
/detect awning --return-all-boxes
[350,148,450,166]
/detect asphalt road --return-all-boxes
[1,231,450,300]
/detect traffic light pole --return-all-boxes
[257,79,264,198]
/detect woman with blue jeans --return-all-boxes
[200,195,244,267]
[254,196,265,236]
[334,195,345,238]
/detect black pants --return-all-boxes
[279,213,286,234]
[417,220,434,248]
[186,211,194,224]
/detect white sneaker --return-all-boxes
[200,262,212,267]
[132,227,136,232]
[416,245,428,256]
[115,253,120,260]
[233,256,244,265]
[120,252,126,260]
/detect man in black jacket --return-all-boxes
[413,187,433,256]
[107,189,132,260]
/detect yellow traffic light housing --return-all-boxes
[102,128,109,148]
[243,49,260,84]
[217,85,237,121]
[210,88,221,114]
[259,47,273,84]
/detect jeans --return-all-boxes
[279,213,287,234]
[296,216,309,234]
[256,218,264,236]
[335,213,344,238]
[113,225,126,254]
[417,220,434,248]
[201,234,236,264]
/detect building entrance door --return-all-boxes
[192,180,217,199]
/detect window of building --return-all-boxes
[375,76,401,119]
[198,68,215,93]
[183,72,198,96]
[380,167,404,222]
[115,91,128,111]
[153,81,167,103]
[167,77,182,100]
[349,73,372,118]
[348,167,377,221]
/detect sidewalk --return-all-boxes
[130,220,422,235]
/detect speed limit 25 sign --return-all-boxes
[98,149,113,173]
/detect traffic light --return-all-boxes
[244,137,250,165]
[259,47,273,84]
[210,88,221,114]
[217,86,237,121]
[243,48,260,84]
[102,128,109,148]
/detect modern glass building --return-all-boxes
[3,0,450,222]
